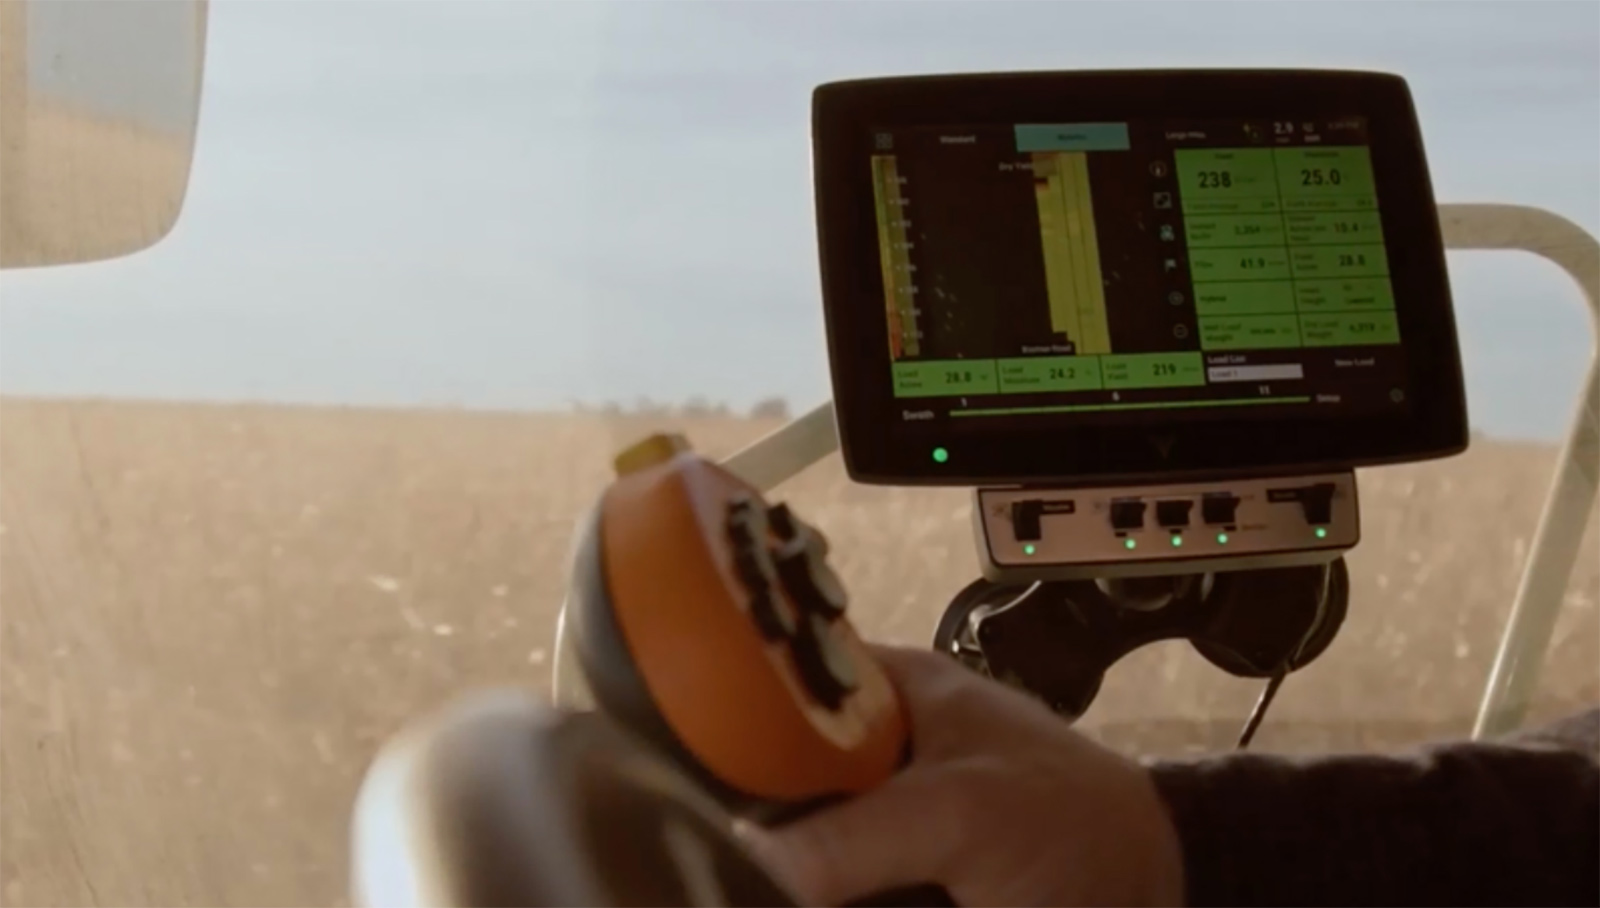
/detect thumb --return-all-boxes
[748,768,968,907]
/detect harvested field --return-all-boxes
[1,397,1595,906]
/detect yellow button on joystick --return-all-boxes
[613,432,693,476]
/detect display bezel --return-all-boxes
[812,69,1468,486]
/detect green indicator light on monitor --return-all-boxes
[1315,527,1328,539]
[1124,538,1137,550]
[1170,535,1183,547]
[1216,533,1229,544]
[1023,544,1036,556]
[932,447,949,464]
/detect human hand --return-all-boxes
[745,645,1185,907]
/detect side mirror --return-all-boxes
[0,0,207,269]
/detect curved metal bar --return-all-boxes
[719,399,840,493]
[1441,205,1599,738]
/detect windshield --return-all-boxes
[1,3,1596,906]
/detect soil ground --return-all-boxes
[2,397,1595,906]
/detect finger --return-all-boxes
[867,643,962,685]
[867,644,990,760]
[754,767,968,907]
[731,820,806,897]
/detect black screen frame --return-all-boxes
[813,69,1469,487]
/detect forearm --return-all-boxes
[1147,710,1600,907]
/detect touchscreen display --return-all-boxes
[870,118,1406,424]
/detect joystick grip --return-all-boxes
[568,436,955,906]
[570,438,907,805]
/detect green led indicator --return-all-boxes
[1023,543,1037,556]
[1170,534,1184,547]
[932,447,950,464]
[1315,526,1328,539]
[1216,532,1230,544]
[1124,538,1137,550]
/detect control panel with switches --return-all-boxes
[973,472,1358,582]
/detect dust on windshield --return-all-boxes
[0,3,1596,907]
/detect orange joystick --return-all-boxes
[566,432,909,812]
[566,434,954,906]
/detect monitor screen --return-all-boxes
[872,117,1403,423]
[813,71,1467,486]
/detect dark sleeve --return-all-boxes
[1147,709,1600,907]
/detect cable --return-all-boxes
[973,580,1043,622]
[1235,559,1344,750]
[1235,671,1286,750]
[943,580,1040,659]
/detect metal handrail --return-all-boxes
[1439,205,1599,737]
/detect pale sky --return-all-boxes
[1,0,1597,439]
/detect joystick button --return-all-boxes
[789,612,859,710]
[731,545,776,592]
[746,585,799,641]
[770,503,831,557]
[726,495,767,547]
[767,502,799,541]
[727,501,799,639]
[773,533,848,620]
